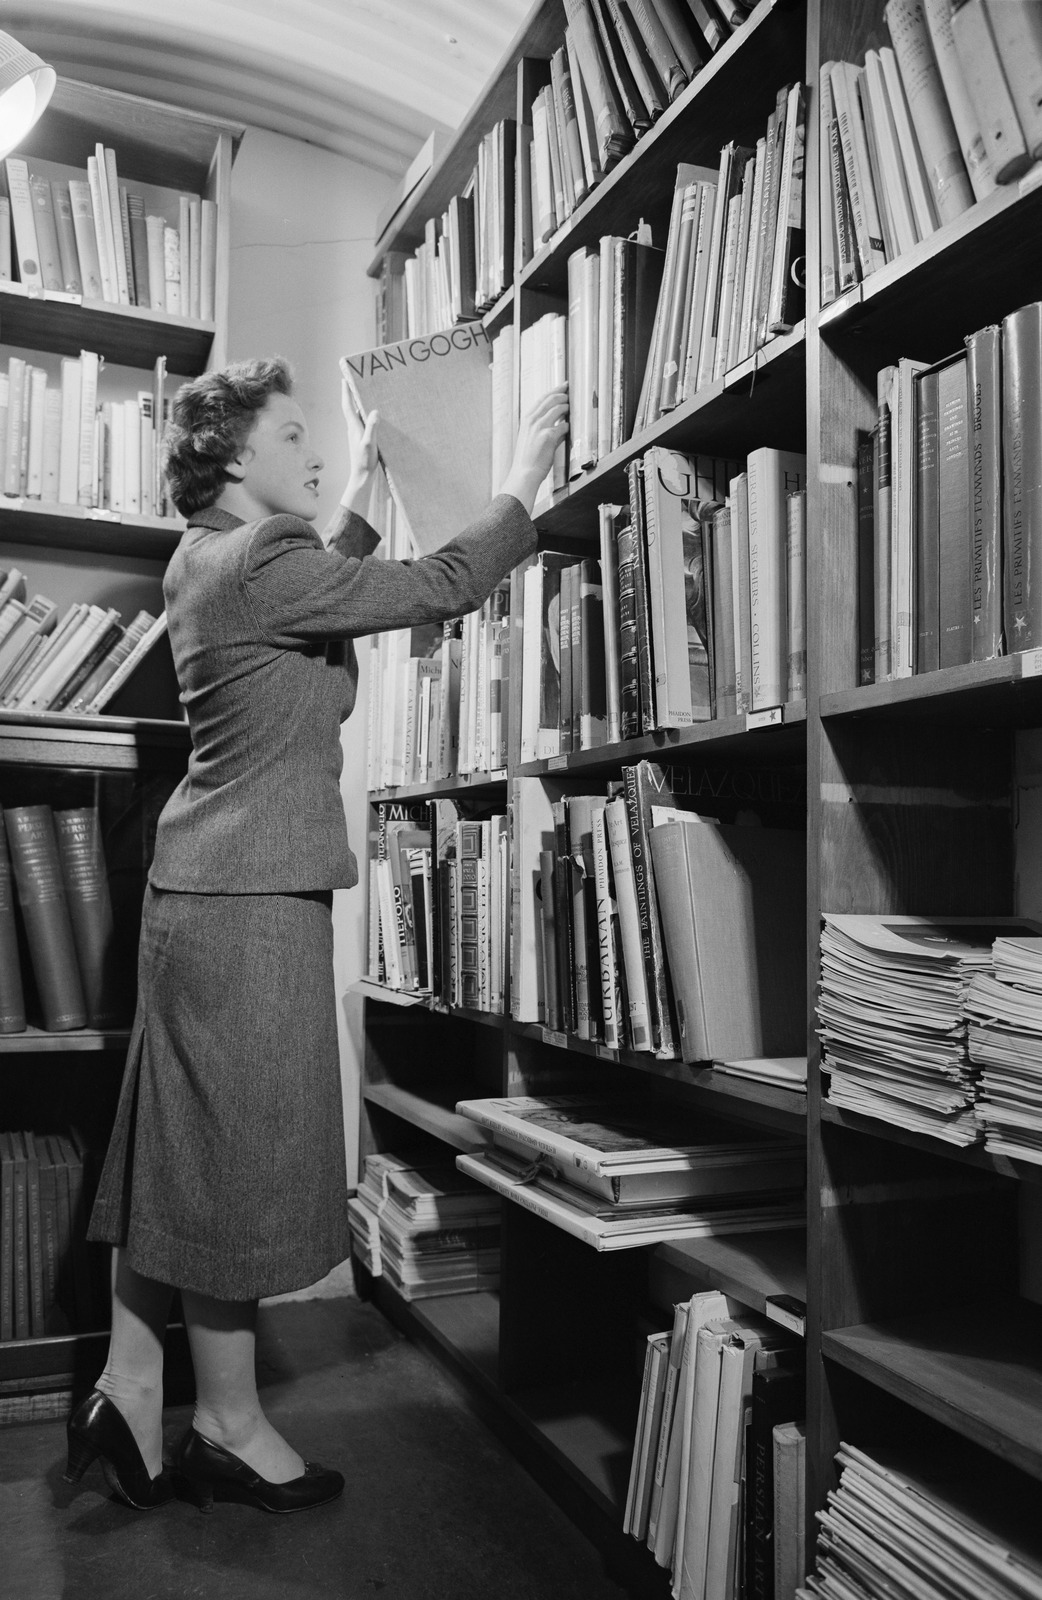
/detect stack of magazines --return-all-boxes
[966,936,1042,1164]
[348,1153,500,1300]
[818,915,1042,1145]
[799,1442,1042,1600]
[454,1095,804,1251]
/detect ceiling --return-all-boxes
[5,0,532,175]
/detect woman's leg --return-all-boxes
[180,1290,305,1483]
[94,1248,173,1479]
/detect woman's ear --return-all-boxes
[223,447,251,484]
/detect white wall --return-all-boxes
[226,126,396,1194]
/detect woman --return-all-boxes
[65,355,567,1514]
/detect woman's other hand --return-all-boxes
[338,361,379,512]
[500,387,569,514]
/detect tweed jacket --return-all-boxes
[149,492,536,894]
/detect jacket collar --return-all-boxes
[187,505,246,531]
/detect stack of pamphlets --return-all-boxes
[454,1095,804,1251]
[800,1443,1042,1600]
[348,1153,500,1300]
[966,936,1042,1164]
[818,915,1042,1145]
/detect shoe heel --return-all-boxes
[64,1432,99,1484]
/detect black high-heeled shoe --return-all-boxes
[64,1389,174,1510]
[173,1427,344,1514]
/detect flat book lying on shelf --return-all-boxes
[455,1094,804,1203]
[342,326,494,556]
[457,1149,803,1252]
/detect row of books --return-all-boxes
[347,1152,500,1301]
[636,90,805,437]
[0,805,125,1035]
[626,1289,805,1600]
[521,0,752,266]
[820,1,1042,307]
[1,147,219,320]
[366,583,510,792]
[380,1,753,342]
[455,1093,805,1251]
[368,800,509,1015]
[799,1441,1042,1600]
[0,569,167,719]
[511,766,806,1062]
[859,300,1042,684]
[1,352,174,517]
[0,1128,105,1342]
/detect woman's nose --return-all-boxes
[311,454,324,473]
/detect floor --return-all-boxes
[0,1293,650,1600]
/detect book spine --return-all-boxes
[627,460,655,734]
[605,797,652,1051]
[886,0,975,221]
[731,471,753,713]
[624,764,676,1058]
[786,489,807,701]
[459,821,482,1010]
[937,354,972,668]
[949,0,1032,182]
[874,368,895,680]
[965,324,1003,662]
[11,1136,29,1338]
[0,1138,14,1339]
[23,1134,45,1335]
[0,810,26,1032]
[4,807,87,1031]
[126,191,151,308]
[856,429,876,684]
[48,181,82,295]
[984,0,1042,162]
[1002,301,1042,654]
[5,158,41,288]
[591,803,622,1049]
[54,808,123,1028]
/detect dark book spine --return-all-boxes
[616,517,641,739]
[560,564,575,755]
[966,324,1003,661]
[0,1135,14,1340]
[620,240,665,443]
[552,802,575,1034]
[1002,301,1042,654]
[51,620,124,712]
[857,430,876,684]
[710,505,737,715]
[0,808,26,1032]
[624,763,677,1056]
[11,1135,29,1339]
[579,557,607,745]
[744,1365,805,1600]
[538,848,560,1029]
[44,1135,73,1333]
[126,190,151,308]
[50,179,83,293]
[22,1132,45,1336]
[458,821,482,1010]
[627,459,655,733]
[938,355,972,668]
[54,808,123,1029]
[914,375,940,675]
[4,806,87,1031]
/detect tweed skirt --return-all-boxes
[88,885,351,1300]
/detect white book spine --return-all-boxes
[4,159,41,288]
[984,0,1042,161]
[41,386,62,503]
[101,145,130,304]
[25,368,47,499]
[77,351,100,508]
[922,0,996,201]
[57,358,81,505]
[86,156,115,302]
[605,796,651,1052]
[885,0,975,222]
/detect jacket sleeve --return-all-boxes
[242,494,537,646]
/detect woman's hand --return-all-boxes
[500,387,569,514]
[338,360,379,512]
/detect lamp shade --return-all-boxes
[0,31,56,160]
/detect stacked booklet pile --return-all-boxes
[454,1095,804,1251]
[348,1153,500,1301]
[818,916,1042,1145]
[799,1443,1042,1600]
[966,936,1042,1164]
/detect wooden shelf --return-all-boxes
[518,0,804,299]
[651,1227,807,1316]
[355,982,507,1031]
[816,172,1042,358]
[820,655,1042,728]
[820,1102,1042,1187]
[507,1380,634,1520]
[0,498,184,560]
[517,701,807,778]
[363,1081,491,1153]
[823,1299,1042,1482]
[516,1023,806,1132]
[0,284,215,376]
[0,711,190,771]
[369,771,508,803]
[0,1026,132,1054]
[407,1287,501,1389]
[534,323,806,540]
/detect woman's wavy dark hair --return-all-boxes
[163,357,294,516]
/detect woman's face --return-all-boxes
[236,392,325,520]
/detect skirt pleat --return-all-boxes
[88,885,350,1300]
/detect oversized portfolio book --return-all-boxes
[342,325,494,556]
[649,817,806,1063]
[456,1149,803,1251]
[455,1094,804,1203]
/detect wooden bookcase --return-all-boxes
[360,0,1042,1580]
[0,79,243,1414]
